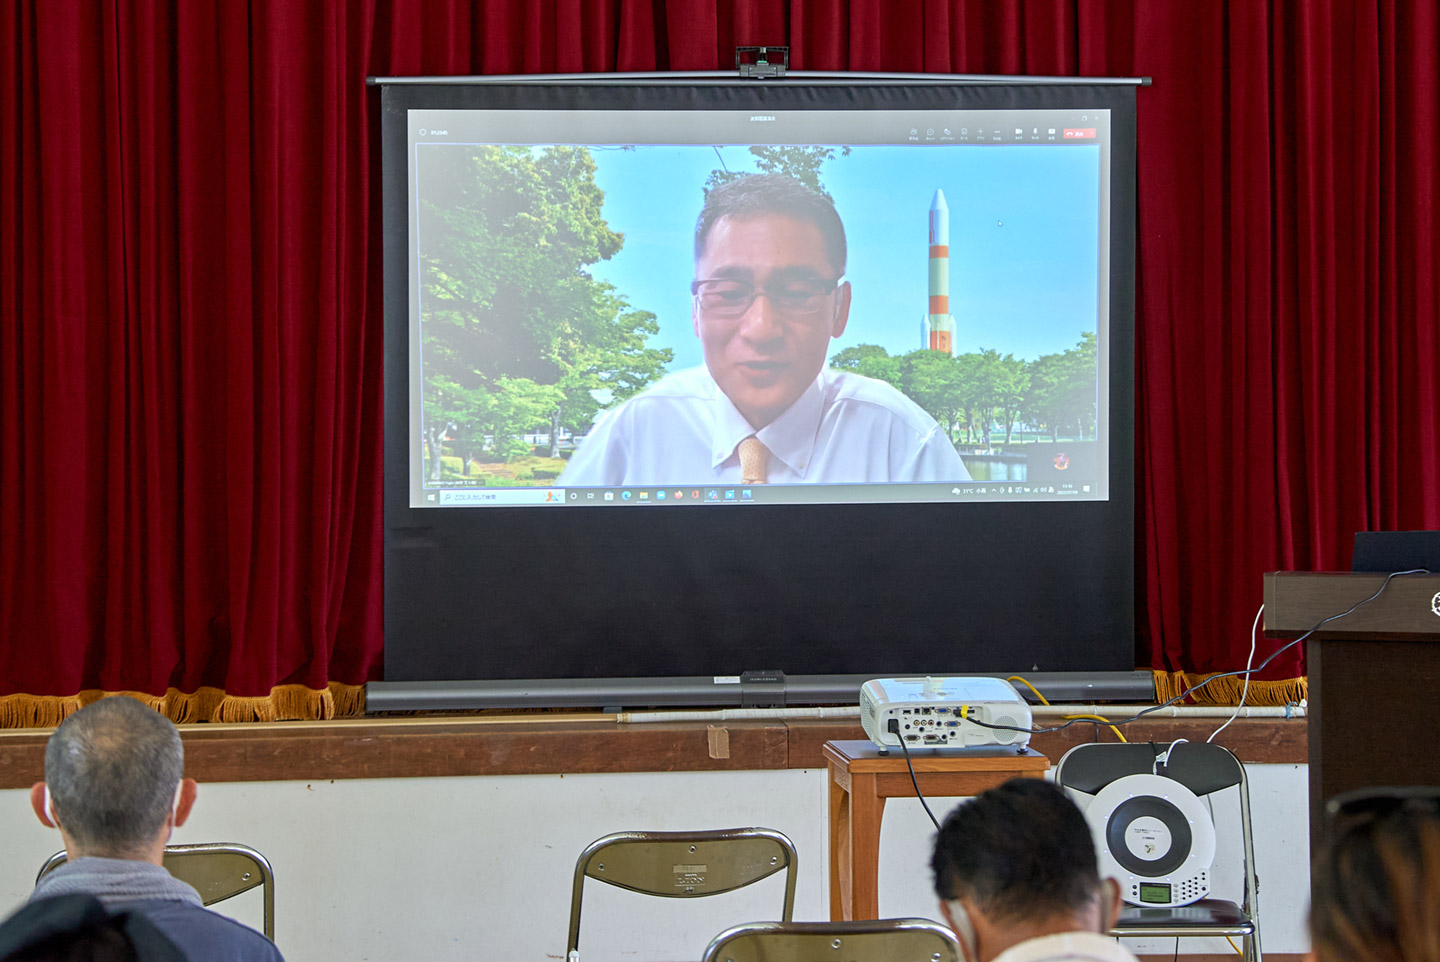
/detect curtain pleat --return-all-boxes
[2,1,1438,708]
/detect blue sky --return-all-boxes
[585,143,1102,372]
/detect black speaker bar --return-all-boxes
[365,670,1155,713]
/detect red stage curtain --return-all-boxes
[1,0,383,706]
[2,1,1437,710]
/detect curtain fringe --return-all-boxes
[3,676,1307,725]
[1151,669,1307,706]
[0,684,367,729]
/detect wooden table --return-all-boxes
[823,739,1050,921]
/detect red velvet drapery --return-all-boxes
[3,1,1437,705]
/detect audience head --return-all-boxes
[0,895,186,962]
[1310,787,1440,962]
[931,778,1119,962]
[30,697,196,861]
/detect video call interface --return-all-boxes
[407,106,1112,508]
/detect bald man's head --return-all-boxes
[44,698,184,856]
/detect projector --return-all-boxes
[860,677,1032,750]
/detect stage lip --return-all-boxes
[365,671,1156,713]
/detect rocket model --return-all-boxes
[923,188,956,354]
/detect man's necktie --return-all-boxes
[738,436,769,484]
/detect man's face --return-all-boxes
[692,214,850,429]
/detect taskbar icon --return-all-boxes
[566,486,759,504]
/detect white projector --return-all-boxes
[860,677,1033,750]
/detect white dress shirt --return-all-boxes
[559,366,970,486]
[991,932,1142,962]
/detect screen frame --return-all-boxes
[378,74,1141,707]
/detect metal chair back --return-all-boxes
[702,919,961,962]
[566,828,798,961]
[38,842,275,940]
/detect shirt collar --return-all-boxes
[32,856,204,909]
[709,371,826,477]
[991,931,1137,962]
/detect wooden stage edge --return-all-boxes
[1141,956,1302,962]
[0,715,1305,790]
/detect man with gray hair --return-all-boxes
[22,696,283,961]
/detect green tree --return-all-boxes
[705,146,852,201]
[959,349,1027,449]
[1022,333,1098,441]
[549,293,670,456]
[992,352,1031,444]
[900,349,965,442]
[1064,331,1100,438]
[485,378,565,463]
[1022,353,1065,441]
[417,145,669,466]
[830,344,902,389]
[955,351,1002,448]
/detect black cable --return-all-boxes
[890,719,942,830]
[967,569,1429,738]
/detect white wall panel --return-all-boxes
[0,764,1309,962]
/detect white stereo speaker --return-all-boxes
[1081,773,1216,907]
[859,677,1032,750]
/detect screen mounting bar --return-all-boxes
[368,72,1151,87]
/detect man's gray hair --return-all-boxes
[45,697,184,855]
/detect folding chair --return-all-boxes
[703,919,961,962]
[1057,741,1261,962]
[38,842,275,940]
[567,828,797,962]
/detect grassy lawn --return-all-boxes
[437,454,568,486]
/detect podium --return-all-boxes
[1263,570,1440,850]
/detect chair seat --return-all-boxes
[1113,898,1255,935]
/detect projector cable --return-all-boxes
[966,568,1429,739]
[889,719,942,831]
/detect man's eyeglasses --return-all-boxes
[691,276,843,319]
[1326,786,1440,833]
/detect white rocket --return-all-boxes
[922,188,956,355]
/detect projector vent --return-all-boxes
[989,714,1020,743]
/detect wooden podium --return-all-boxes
[1263,571,1440,850]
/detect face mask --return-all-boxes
[945,899,979,962]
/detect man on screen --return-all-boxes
[560,173,969,486]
